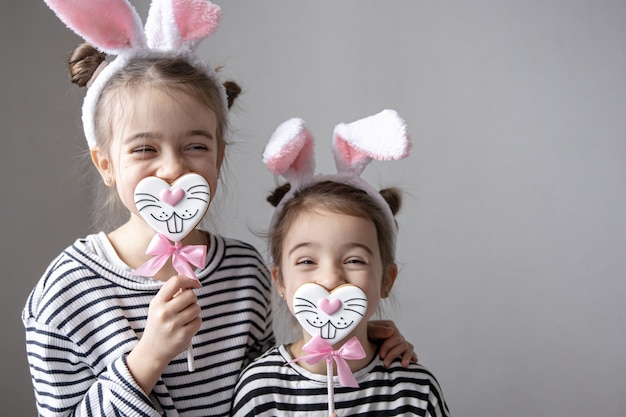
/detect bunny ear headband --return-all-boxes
[43,0,225,149]
[263,109,411,255]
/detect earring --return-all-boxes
[104,176,112,185]
[279,292,284,299]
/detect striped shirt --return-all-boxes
[231,345,450,417]
[22,233,274,417]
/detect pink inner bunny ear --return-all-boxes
[44,0,144,53]
[333,137,372,175]
[335,136,372,170]
[172,0,221,42]
[333,109,411,176]
[263,118,315,185]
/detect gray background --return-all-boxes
[2,1,625,416]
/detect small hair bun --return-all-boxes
[223,80,241,109]
[380,187,402,216]
[267,183,291,207]
[68,43,106,88]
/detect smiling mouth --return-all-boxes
[167,213,184,234]
[318,321,337,339]
[150,213,185,234]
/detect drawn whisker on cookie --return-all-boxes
[345,302,367,308]
[137,204,163,211]
[188,184,209,192]
[188,196,209,203]
[295,309,319,315]
[345,297,367,304]
[135,193,158,201]
[343,308,365,316]
[294,297,316,308]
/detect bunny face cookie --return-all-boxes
[293,283,368,345]
[134,173,210,242]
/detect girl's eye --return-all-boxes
[131,145,156,154]
[346,258,366,265]
[186,143,209,151]
[296,258,315,265]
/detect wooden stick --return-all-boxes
[327,358,335,416]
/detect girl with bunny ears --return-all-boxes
[22,1,416,416]
[231,110,450,417]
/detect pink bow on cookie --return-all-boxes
[289,335,366,388]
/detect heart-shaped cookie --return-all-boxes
[293,283,368,345]
[134,173,211,242]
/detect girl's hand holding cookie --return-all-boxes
[146,275,202,361]
[127,275,201,394]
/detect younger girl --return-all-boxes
[231,112,450,416]
[23,1,415,416]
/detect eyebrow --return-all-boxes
[287,242,314,257]
[187,129,215,140]
[125,132,158,143]
[346,242,374,255]
[287,242,374,256]
[125,129,215,143]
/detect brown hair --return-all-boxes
[68,43,241,231]
[267,180,402,289]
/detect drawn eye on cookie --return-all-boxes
[134,173,210,242]
[293,283,367,345]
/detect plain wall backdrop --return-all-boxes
[2,1,625,416]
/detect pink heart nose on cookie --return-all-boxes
[160,188,185,206]
[319,298,342,315]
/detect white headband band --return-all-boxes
[263,109,412,256]
[44,0,227,149]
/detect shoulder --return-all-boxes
[376,359,445,385]
[241,346,285,369]
[235,346,286,385]
[22,236,145,325]
[218,235,266,262]
[232,346,290,408]
[22,238,92,324]
[372,360,449,411]
[204,233,270,279]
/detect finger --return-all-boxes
[376,331,402,360]
[381,341,406,368]
[159,275,201,301]
[182,314,202,336]
[400,343,416,367]
[168,288,200,317]
[178,299,202,325]
[172,274,202,290]
[377,334,399,360]
[367,320,394,341]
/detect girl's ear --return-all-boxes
[381,263,398,298]
[270,266,285,294]
[90,147,114,186]
[216,140,226,173]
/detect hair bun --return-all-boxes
[223,80,241,109]
[68,43,106,88]
[380,187,402,216]
[267,183,291,207]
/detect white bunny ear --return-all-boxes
[43,0,146,54]
[333,109,411,176]
[263,118,315,187]
[145,0,221,50]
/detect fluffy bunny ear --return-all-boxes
[43,0,146,54]
[333,109,411,176]
[145,0,221,50]
[263,118,315,187]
